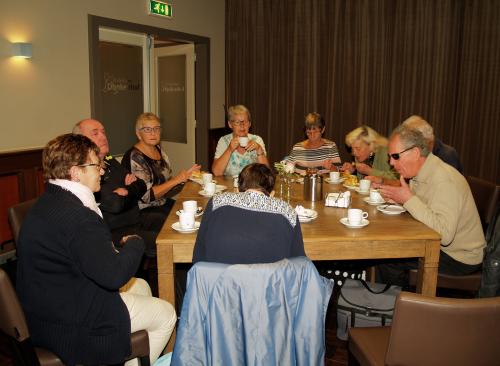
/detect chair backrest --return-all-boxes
[385,291,500,366]
[172,257,333,366]
[7,198,37,243]
[0,268,30,341]
[467,176,500,232]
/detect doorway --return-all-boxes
[88,15,210,169]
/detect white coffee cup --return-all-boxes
[202,173,213,187]
[329,171,340,182]
[359,179,371,192]
[179,211,195,229]
[182,200,198,214]
[369,189,383,203]
[205,181,216,195]
[347,208,368,225]
[238,136,249,147]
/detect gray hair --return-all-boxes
[391,125,431,157]
[72,121,83,134]
[402,115,434,149]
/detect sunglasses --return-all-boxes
[389,145,416,160]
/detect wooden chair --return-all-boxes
[0,268,151,366]
[409,176,500,292]
[7,198,38,244]
[348,291,500,366]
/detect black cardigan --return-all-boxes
[16,184,144,365]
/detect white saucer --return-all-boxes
[198,190,216,197]
[343,183,358,190]
[215,184,227,192]
[297,209,318,223]
[176,207,204,218]
[363,197,386,206]
[339,217,369,228]
[171,221,200,233]
[325,177,345,184]
[355,187,370,195]
[376,204,406,215]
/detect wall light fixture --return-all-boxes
[12,42,32,58]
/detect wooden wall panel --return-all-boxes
[0,149,43,247]
[0,175,20,245]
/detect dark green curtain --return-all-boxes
[226,0,500,182]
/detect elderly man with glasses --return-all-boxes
[375,125,485,287]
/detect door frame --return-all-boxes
[88,15,210,169]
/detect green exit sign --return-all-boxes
[149,0,173,18]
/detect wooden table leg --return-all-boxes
[157,243,177,351]
[416,240,440,296]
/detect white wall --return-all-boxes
[0,0,225,152]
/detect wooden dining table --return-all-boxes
[157,175,441,349]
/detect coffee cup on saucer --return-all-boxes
[369,189,383,203]
[347,208,368,225]
[329,171,340,182]
[205,181,216,195]
[238,136,249,147]
[359,179,371,192]
[179,211,195,230]
[182,200,198,214]
[202,173,213,187]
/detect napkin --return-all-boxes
[325,191,351,208]
[295,205,308,216]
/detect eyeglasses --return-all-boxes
[231,120,250,127]
[78,161,104,170]
[139,126,162,134]
[389,145,416,160]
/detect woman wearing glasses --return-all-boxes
[16,134,176,365]
[286,112,342,175]
[212,104,269,176]
[122,112,200,216]
[342,125,398,183]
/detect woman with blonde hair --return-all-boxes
[341,125,398,183]
[122,112,200,214]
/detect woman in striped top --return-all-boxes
[286,112,341,175]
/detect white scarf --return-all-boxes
[50,179,103,218]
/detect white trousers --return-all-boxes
[120,278,177,366]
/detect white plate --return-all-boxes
[376,204,406,215]
[176,207,204,218]
[355,187,370,195]
[171,221,200,233]
[188,177,204,185]
[363,197,386,206]
[339,217,369,228]
[343,183,358,190]
[325,177,345,185]
[294,177,304,184]
[297,209,318,223]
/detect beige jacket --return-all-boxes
[404,153,485,265]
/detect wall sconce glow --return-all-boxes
[12,42,32,58]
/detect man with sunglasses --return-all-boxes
[402,115,463,173]
[376,125,485,287]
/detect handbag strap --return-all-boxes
[359,279,392,294]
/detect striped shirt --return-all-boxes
[286,139,341,175]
